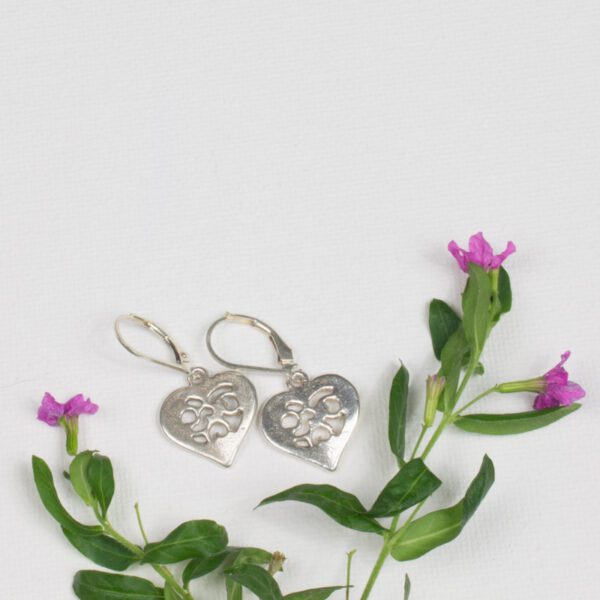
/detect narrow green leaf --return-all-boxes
[497,267,512,316]
[63,527,139,571]
[259,485,385,535]
[389,364,409,464]
[454,404,581,435]
[69,451,96,507]
[429,300,461,360]
[390,455,494,561]
[284,586,346,599]
[404,574,411,600]
[462,264,493,358]
[183,551,229,586]
[368,459,442,518]
[73,570,164,599]
[143,520,228,564]
[225,547,273,600]
[87,454,115,518]
[226,564,283,600]
[31,456,102,537]
[438,326,469,411]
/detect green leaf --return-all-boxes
[429,300,461,360]
[87,454,115,518]
[284,586,347,599]
[143,520,228,564]
[368,459,442,518]
[454,404,581,435]
[183,551,229,586]
[497,267,512,316]
[390,455,494,561]
[462,264,493,358]
[389,364,409,464]
[73,570,164,599]
[63,527,140,571]
[69,451,96,507]
[226,564,283,600]
[404,574,411,600]
[259,485,385,535]
[31,456,102,537]
[225,547,274,600]
[438,326,469,411]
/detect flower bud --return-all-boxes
[268,551,286,575]
[424,375,445,427]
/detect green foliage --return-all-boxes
[454,404,581,435]
[284,587,347,599]
[63,528,139,571]
[390,456,494,561]
[224,548,273,600]
[69,451,96,507]
[182,550,229,586]
[429,300,461,360]
[226,564,283,600]
[496,267,512,317]
[388,364,409,464]
[368,459,441,518]
[259,484,385,535]
[31,456,102,537]
[404,574,411,600]
[462,264,493,359]
[72,570,163,599]
[143,520,228,565]
[87,453,115,518]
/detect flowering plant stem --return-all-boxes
[360,360,483,599]
[92,506,194,600]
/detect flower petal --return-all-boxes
[547,381,586,405]
[37,392,65,426]
[533,393,559,410]
[448,241,469,272]
[64,394,99,417]
[490,241,516,269]
[468,232,495,269]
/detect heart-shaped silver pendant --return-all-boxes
[260,373,359,470]
[160,370,257,467]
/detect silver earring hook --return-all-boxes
[206,312,297,374]
[114,314,191,374]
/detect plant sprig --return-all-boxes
[33,232,585,598]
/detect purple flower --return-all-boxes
[37,393,98,455]
[497,352,585,410]
[448,232,516,273]
[37,392,98,425]
[533,352,586,410]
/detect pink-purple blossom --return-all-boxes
[37,392,98,426]
[533,352,586,410]
[448,232,516,273]
[498,352,585,410]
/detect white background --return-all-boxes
[1,2,599,598]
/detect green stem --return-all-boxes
[345,549,357,600]
[360,352,484,599]
[134,502,150,545]
[453,385,499,416]
[95,509,193,600]
[409,425,428,460]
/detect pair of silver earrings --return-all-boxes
[114,313,359,470]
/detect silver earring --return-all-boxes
[114,314,257,467]
[206,313,359,471]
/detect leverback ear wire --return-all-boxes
[206,313,308,387]
[114,314,192,375]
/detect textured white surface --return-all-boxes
[1,2,599,598]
